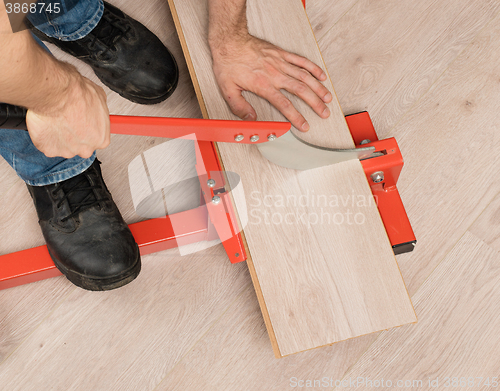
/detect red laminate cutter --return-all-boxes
[0,112,415,290]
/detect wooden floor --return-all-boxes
[0,0,499,389]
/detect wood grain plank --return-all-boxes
[382,12,500,294]
[0,280,75,364]
[168,0,415,357]
[337,232,500,390]
[318,0,500,134]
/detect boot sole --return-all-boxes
[48,245,141,291]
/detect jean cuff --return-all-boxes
[21,153,96,186]
[30,1,104,41]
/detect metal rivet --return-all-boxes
[250,135,260,142]
[360,139,371,145]
[371,171,384,183]
[207,179,216,188]
[234,134,244,142]
[267,134,277,141]
[211,196,221,205]
[235,253,240,257]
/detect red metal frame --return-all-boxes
[0,0,415,290]
[346,112,416,253]
[0,206,214,290]
[0,112,414,290]
[194,140,247,264]
[0,117,286,290]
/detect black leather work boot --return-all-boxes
[28,1,178,105]
[27,159,141,291]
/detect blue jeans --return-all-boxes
[0,0,103,186]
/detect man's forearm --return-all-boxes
[0,4,77,113]
[207,0,248,53]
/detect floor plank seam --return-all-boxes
[464,189,500,241]
[466,230,499,252]
[150,281,254,391]
[333,331,384,389]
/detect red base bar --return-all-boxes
[0,206,215,290]
[0,246,62,290]
[130,206,212,256]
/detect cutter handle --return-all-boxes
[0,103,291,143]
[0,103,28,130]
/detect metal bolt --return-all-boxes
[360,139,371,145]
[371,171,384,183]
[250,135,260,142]
[207,179,216,188]
[235,253,240,257]
[267,134,277,141]
[234,134,244,142]
[211,195,221,205]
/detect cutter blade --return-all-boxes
[256,131,375,170]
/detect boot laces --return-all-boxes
[55,175,107,222]
[88,10,133,57]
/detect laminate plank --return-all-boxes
[168,0,415,357]
[469,192,500,253]
[337,232,500,390]
[0,280,75,364]
[0,159,19,200]
[318,0,500,134]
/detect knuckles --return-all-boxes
[297,69,311,82]
[292,82,308,96]
[78,148,94,159]
[276,97,293,111]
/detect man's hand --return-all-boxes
[26,75,110,159]
[26,73,110,159]
[211,33,332,132]
[207,0,332,132]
